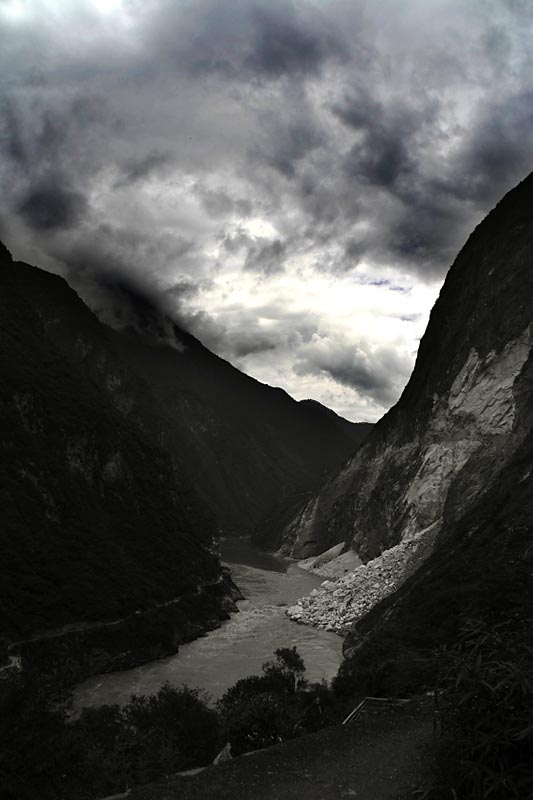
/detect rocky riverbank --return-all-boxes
[286,524,440,634]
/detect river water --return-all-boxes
[73,539,343,709]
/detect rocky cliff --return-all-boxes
[284,173,533,636]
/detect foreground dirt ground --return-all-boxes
[128,696,434,800]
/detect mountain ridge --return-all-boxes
[9,257,371,544]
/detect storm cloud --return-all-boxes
[1,0,533,420]
[17,177,88,230]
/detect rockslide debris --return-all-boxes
[286,523,439,634]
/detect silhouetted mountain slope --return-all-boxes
[0,245,235,653]
[8,258,370,547]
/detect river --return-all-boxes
[72,539,343,709]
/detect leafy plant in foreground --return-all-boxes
[427,619,533,800]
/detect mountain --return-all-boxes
[0,242,246,678]
[0,240,369,676]
[8,257,371,547]
[282,174,533,686]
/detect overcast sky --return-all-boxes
[1,0,533,421]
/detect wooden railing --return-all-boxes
[342,695,412,725]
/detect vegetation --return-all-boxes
[423,620,533,800]
[0,647,341,800]
[0,670,220,800]
[217,647,338,755]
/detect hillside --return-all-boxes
[0,242,246,678]
[128,697,433,800]
[281,173,533,673]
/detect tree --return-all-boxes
[216,647,310,755]
[262,646,306,693]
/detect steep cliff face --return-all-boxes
[283,173,533,632]
[283,174,533,559]
[338,420,533,695]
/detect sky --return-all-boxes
[1,0,533,421]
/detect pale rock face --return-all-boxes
[401,325,531,537]
[314,550,364,578]
[287,326,532,633]
[403,440,479,537]
[297,542,363,578]
[447,327,531,434]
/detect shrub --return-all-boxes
[427,619,533,800]
[0,669,84,800]
[72,683,221,794]
[262,646,306,693]
[217,647,339,755]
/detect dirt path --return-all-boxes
[129,697,434,800]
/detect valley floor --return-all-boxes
[126,696,433,800]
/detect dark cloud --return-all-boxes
[344,134,413,189]
[443,91,533,205]
[151,0,347,81]
[85,277,189,351]
[116,152,175,187]
[244,238,286,275]
[195,185,252,219]
[1,94,108,175]
[256,121,325,179]
[1,98,28,167]
[165,278,206,300]
[243,6,344,78]
[334,90,435,189]
[228,331,280,357]
[17,178,88,231]
[344,238,369,265]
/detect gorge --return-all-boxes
[2,175,533,800]
[72,538,343,710]
[4,2,533,796]
[0,238,369,681]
